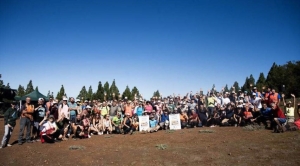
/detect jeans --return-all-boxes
[1,125,13,147]
[18,117,31,142]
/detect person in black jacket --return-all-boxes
[1,101,18,148]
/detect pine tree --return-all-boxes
[17,85,25,96]
[122,86,132,100]
[153,90,161,98]
[77,86,88,100]
[211,84,216,92]
[0,74,3,88]
[103,82,110,100]
[5,83,10,89]
[35,86,39,91]
[57,85,65,101]
[242,77,249,92]
[232,81,240,93]
[47,90,50,97]
[248,74,255,88]
[109,79,120,100]
[131,86,140,100]
[256,72,266,91]
[224,84,229,92]
[87,86,93,100]
[95,81,104,101]
[25,80,34,94]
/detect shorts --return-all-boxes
[276,118,286,124]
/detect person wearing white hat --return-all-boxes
[58,97,69,129]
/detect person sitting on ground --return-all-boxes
[282,94,296,123]
[81,114,91,138]
[93,113,103,135]
[72,114,84,139]
[148,114,160,133]
[179,110,188,129]
[233,107,243,127]
[1,101,18,148]
[103,114,112,134]
[271,103,286,133]
[56,113,68,141]
[189,109,200,128]
[132,114,139,131]
[40,115,60,143]
[122,113,133,135]
[112,113,122,134]
[243,104,254,125]
[159,110,169,130]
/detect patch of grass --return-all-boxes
[156,144,168,150]
[243,125,263,131]
[165,130,175,134]
[199,130,214,133]
[69,145,86,150]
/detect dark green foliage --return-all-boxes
[122,85,132,100]
[153,90,161,98]
[25,80,34,94]
[17,85,25,96]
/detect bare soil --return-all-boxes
[0,119,299,166]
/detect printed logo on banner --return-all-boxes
[138,115,149,132]
[169,114,181,130]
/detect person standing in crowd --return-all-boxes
[222,92,231,106]
[68,97,77,122]
[33,98,47,142]
[46,96,53,114]
[76,99,82,115]
[197,104,208,126]
[267,88,281,106]
[101,101,110,117]
[58,97,69,134]
[207,93,217,117]
[252,87,261,97]
[18,97,34,145]
[282,94,296,123]
[144,101,153,114]
[50,100,59,120]
[109,100,118,119]
[135,102,144,116]
[1,101,18,148]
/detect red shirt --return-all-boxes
[273,107,285,119]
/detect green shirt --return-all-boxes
[112,116,121,125]
[4,107,18,127]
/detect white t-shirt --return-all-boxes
[223,98,230,106]
[250,97,262,109]
[41,121,57,135]
[59,104,69,119]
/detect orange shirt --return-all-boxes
[124,105,132,117]
[180,114,188,122]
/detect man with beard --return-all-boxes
[18,97,34,145]
[68,97,77,122]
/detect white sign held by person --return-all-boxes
[169,114,181,130]
[139,115,149,132]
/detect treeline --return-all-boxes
[223,61,300,97]
[13,79,141,101]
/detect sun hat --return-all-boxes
[86,105,91,109]
[63,97,68,101]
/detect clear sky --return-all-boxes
[0,0,299,99]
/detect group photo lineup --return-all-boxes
[0,0,299,165]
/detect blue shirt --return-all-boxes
[160,114,169,122]
[260,107,272,118]
[136,107,144,116]
[68,102,77,116]
[149,119,157,128]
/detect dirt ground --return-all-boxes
[0,119,299,166]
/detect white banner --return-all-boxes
[138,115,149,132]
[169,114,181,130]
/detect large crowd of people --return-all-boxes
[1,86,300,148]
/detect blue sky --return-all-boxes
[0,0,299,99]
